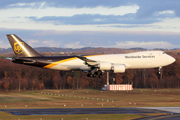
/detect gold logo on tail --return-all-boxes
[14,42,24,54]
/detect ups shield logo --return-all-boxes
[14,42,24,54]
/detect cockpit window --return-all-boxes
[163,52,166,54]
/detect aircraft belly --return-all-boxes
[49,59,89,71]
[50,65,88,71]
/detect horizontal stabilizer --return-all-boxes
[6,58,12,60]
[12,57,37,64]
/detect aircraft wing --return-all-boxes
[75,55,99,66]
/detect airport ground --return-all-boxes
[0,89,180,120]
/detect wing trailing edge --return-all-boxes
[75,55,99,66]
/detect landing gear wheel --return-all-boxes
[99,74,102,78]
[87,73,96,78]
[99,73,103,78]
[90,74,93,77]
[87,73,91,77]
[93,74,96,77]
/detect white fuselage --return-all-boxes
[49,51,175,71]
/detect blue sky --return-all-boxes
[0,0,180,49]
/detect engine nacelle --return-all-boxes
[98,62,112,70]
[98,62,126,73]
[112,64,126,73]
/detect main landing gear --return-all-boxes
[87,71,98,77]
[87,69,104,78]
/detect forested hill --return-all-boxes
[1,47,150,54]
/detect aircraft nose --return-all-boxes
[168,56,176,64]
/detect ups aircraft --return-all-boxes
[7,34,175,78]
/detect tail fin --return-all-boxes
[7,34,42,57]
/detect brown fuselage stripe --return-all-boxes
[43,54,103,69]
[43,57,78,68]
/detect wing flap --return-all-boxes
[75,55,99,66]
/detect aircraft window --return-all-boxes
[162,52,166,54]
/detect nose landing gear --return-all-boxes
[159,67,162,74]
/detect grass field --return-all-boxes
[0,112,142,120]
[0,89,180,119]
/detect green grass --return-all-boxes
[0,96,36,103]
[0,89,180,119]
[1,89,180,108]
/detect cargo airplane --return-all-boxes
[7,34,175,78]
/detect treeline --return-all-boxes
[0,56,180,91]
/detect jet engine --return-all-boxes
[112,64,126,73]
[98,62,126,73]
[98,62,112,70]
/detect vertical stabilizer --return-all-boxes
[7,34,42,57]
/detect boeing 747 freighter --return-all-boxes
[7,34,175,78]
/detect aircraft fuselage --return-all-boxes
[13,51,175,71]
